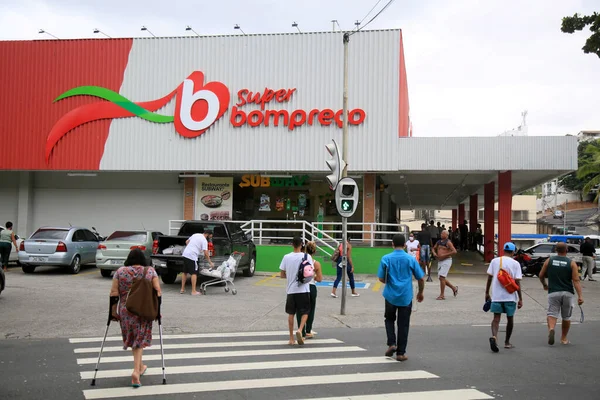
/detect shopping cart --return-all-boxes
[199,252,244,295]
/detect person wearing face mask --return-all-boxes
[406,233,420,262]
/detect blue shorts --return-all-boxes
[420,245,430,264]
[490,301,517,317]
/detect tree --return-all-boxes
[561,12,600,58]
[558,140,597,198]
[576,140,600,202]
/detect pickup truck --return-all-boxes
[151,221,256,284]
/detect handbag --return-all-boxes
[125,267,158,321]
[497,257,519,294]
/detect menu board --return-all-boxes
[195,177,233,221]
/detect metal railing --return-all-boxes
[167,219,410,251]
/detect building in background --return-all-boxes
[400,195,537,234]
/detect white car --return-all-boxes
[0,226,23,264]
[553,210,564,219]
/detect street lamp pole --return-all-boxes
[340,32,349,315]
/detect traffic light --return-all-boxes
[325,139,346,190]
[335,177,359,218]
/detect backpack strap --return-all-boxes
[499,257,503,270]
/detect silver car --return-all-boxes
[524,242,583,266]
[96,230,163,277]
[18,227,99,274]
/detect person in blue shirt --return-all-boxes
[377,234,425,361]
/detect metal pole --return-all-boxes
[564,199,567,234]
[340,32,350,316]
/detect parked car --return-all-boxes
[96,230,163,277]
[553,210,564,219]
[18,227,99,274]
[523,242,583,267]
[151,221,256,284]
[0,225,23,264]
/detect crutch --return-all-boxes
[157,296,167,384]
[91,296,119,386]
[426,261,433,282]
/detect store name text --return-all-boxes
[231,88,366,131]
[240,174,309,188]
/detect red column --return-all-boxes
[484,182,495,262]
[451,209,457,230]
[469,194,478,233]
[458,203,465,225]
[498,171,512,256]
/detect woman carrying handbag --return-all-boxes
[109,249,162,388]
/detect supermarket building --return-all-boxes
[0,29,577,260]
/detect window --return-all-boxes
[83,230,99,242]
[107,231,148,242]
[227,223,246,241]
[31,229,69,240]
[477,210,529,221]
[72,230,86,242]
[414,209,435,220]
[533,244,554,254]
[512,211,530,221]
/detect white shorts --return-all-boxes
[438,258,452,278]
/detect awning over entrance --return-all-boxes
[383,136,577,209]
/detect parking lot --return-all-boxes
[2,262,599,341]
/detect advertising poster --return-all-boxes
[195,177,233,221]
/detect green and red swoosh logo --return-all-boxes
[47,71,230,163]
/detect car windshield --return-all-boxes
[31,229,69,240]
[107,231,148,242]
[179,223,227,239]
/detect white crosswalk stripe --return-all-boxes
[70,330,493,400]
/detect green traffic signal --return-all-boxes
[341,200,353,211]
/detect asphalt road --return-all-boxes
[1,322,598,400]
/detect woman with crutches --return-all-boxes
[108,249,162,388]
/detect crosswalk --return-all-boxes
[69,329,493,400]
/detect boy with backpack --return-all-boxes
[280,237,314,346]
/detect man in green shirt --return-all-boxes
[539,242,584,346]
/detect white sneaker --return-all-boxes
[330,293,338,298]
[351,293,360,297]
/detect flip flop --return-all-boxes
[453,286,459,297]
[548,329,555,345]
[180,290,185,294]
[140,366,148,376]
[561,340,571,345]
[489,337,499,353]
[436,296,445,300]
[504,344,514,349]
[351,293,360,297]
[330,293,338,298]
[295,330,305,346]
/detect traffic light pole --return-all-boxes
[340,32,350,316]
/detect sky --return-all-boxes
[1,0,599,137]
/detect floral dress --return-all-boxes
[114,266,157,350]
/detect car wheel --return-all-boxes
[161,270,178,284]
[100,269,112,278]
[243,254,256,277]
[69,255,81,274]
[22,264,36,274]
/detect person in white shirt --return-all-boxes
[181,230,214,296]
[280,237,313,346]
[485,242,523,352]
[406,233,420,260]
